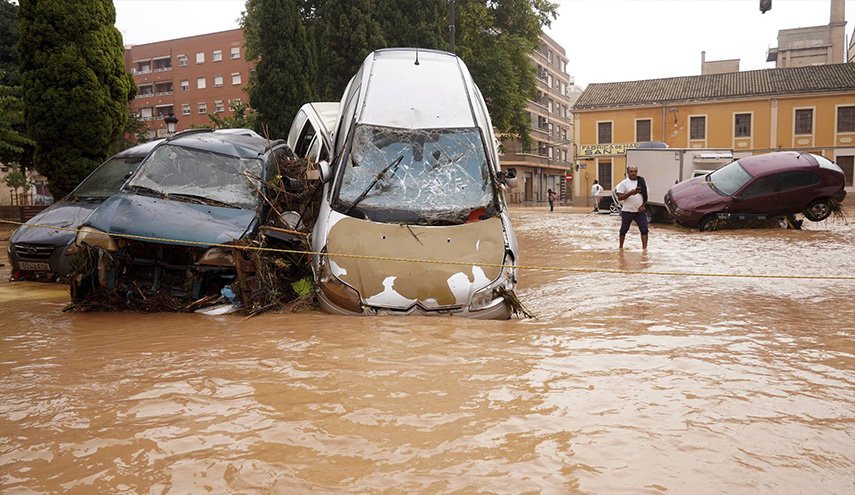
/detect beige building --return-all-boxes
[766,0,847,67]
[500,33,578,204]
[571,63,855,204]
[124,29,254,138]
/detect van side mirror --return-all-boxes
[318,160,331,184]
[497,167,518,189]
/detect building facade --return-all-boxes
[571,63,855,204]
[124,29,253,138]
[500,33,577,205]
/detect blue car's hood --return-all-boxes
[84,192,257,247]
[10,201,99,246]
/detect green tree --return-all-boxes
[2,168,32,203]
[208,100,259,130]
[0,80,34,158]
[456,0,557,148]
[247,0,316,139]
[1,0,20,87]
[316,0,385,100]
[375,0,446,50]
[18,0,134,198]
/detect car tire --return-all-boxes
[699,214,725,232]
[803,199,832,222]
[609,203,620,215]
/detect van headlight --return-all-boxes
[75,226,117,252]
[470,253,516,311]
[317,255,362,313]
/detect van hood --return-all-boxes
[10,201,99,246]
[84,192,256,247]
[325,214,507,310]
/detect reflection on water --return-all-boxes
[1,212,853,494]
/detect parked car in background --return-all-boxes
[71,129,298,304]
[7,140,161,280]
[665,151,846,231]
[304,48,520,319]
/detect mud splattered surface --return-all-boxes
[1,210,853,494]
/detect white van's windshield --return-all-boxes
[335,125,496,224]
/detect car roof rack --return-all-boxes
[166,128,214,141]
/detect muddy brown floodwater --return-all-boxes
[1,209,853,494]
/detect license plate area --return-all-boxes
[19,261,51,271]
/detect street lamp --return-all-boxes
[163,113,179,136]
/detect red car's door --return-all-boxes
[731,174,782,215]
[776,171,822,214]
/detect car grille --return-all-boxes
[14,244,55,260]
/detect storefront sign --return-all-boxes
[579,143,639,157]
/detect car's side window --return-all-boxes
[740,175,781,198]
[780,171,820,191]
[296,122,317,158]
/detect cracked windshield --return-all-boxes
[129,144,263,209]
[337,126,495,223]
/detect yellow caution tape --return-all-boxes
[2,218,853,281]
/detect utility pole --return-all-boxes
[448,0,456,53]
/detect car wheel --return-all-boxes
[645,207,655,224]
[803,199,832,222]
[609,203,620,214]
[699,214,725,232]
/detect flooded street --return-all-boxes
[1,209,853,494]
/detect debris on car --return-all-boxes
[67,129,321,316]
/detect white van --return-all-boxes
[292,48,519,319]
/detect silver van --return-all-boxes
[291,48,519,319]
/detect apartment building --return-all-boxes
[124,29,253,137]
[500,33,578,204]
[571,63,855,205]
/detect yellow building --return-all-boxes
[571,63,855,204]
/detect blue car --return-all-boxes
[71,129,299,304]
[7,140,161,280]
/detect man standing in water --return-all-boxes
[615,165,648,249]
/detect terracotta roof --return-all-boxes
[572,63,855,110]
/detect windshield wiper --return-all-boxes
[165,193,240,209]
[126,184,164,197]
[345,155,405,215]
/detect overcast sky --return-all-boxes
[114,0,854,88]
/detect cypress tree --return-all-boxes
[375,0,446,50]
[316,0,385,101]
[17,0,133,198]
[247,0,316,139]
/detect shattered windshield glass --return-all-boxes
[709,161,752,196]
[127,144,264,209]
[335,125,496,223]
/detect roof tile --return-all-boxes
[572,63,855,110]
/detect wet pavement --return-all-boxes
[1,208,853,494]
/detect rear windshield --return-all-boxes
[72,157,142,199]
[708,161,752,196]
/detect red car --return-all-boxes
[665,152,846,231]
